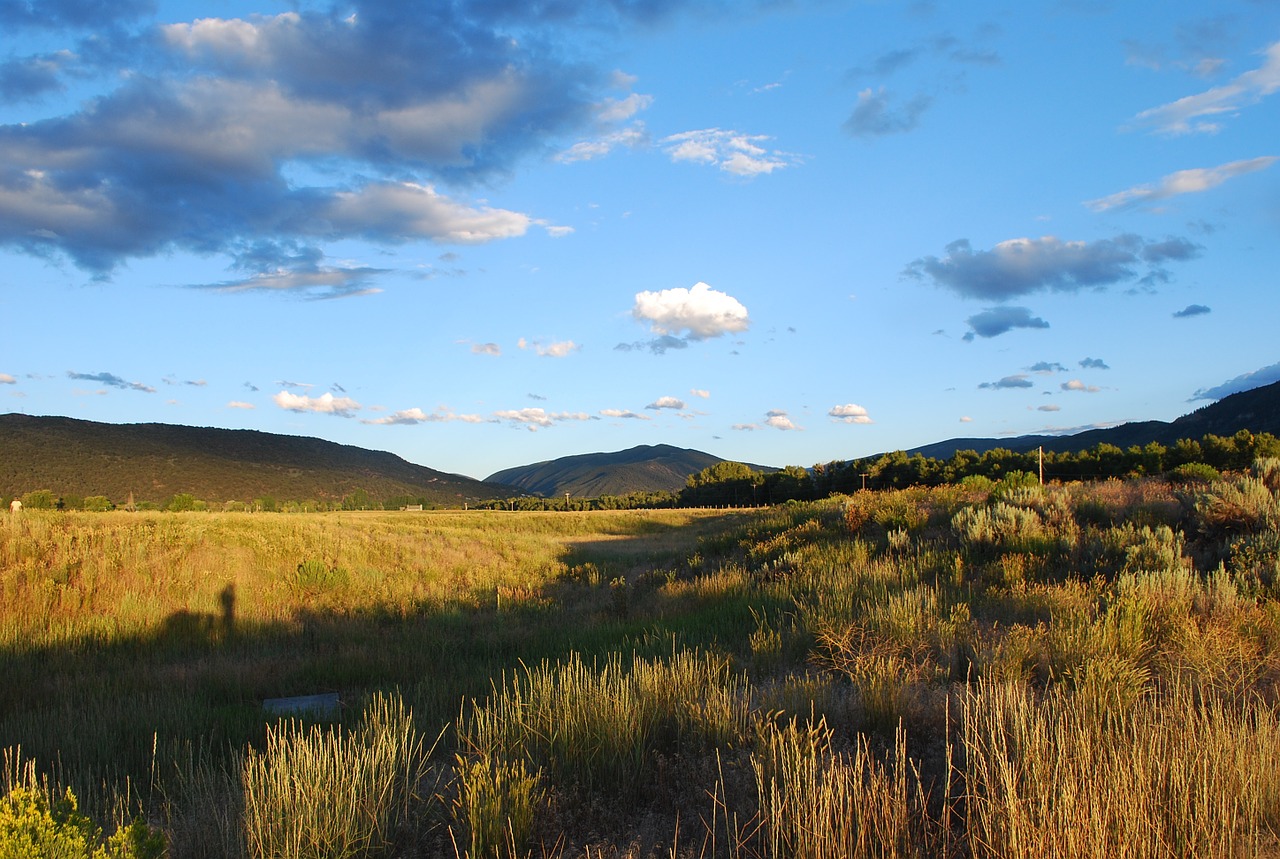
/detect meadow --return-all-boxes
[3,462,1280,857]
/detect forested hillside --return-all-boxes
[0,414,515,509]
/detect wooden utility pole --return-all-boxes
[1038,446,1044,485]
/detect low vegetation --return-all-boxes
[3,460,1280,856]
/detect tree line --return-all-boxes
[7,430,1276,513]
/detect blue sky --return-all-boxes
[1,0,1278,481]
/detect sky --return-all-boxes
[1,0,1278,482]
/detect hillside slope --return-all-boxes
[0,414,515,507]
[486,444,732,497]
[907,379,1280,461]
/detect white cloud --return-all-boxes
[690,389,710,399]
[646,396,686,411]
[959,416,973,423]
[598,93,653,123]
[519,338,579,358]
[631,282,750,341]
[472,342,501,356]
[600,408,650,420]
[1038,404,1061,412]
[273,390,361,416]
[0,374,15,384]
[227,400,254,409]
[362,406,489,425]
[321,181,533,243]
[494,408,594,429]
[660,128,798,177]
[764,409,802,431]
[1061,380,1101,393]
[829,403,873,424]
[1085,157,1277,210]
[1131,40,1280,134]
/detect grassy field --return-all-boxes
[3,464,1280,857]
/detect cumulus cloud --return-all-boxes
[631,282,750,345]
[66,371,155,393]
[227,401,255,409]
[600,408,649,420]
[963,307,1050,340]
[273,390,360,416]
[829,403,873,424]
[1173,304,1211,318]
[1130,40,1280,135]
[690,388,710,399]
[1061,380,1101,393]
[905,235,1200,302]
[1085,157,1278,211]
[764,409,802,431]
[494,408,595,430]
[646,396,686,411]
[661,128,799,176]
[1029,361,1067,374]
[844,88,933,137]
[0,373,15,384]
[1080,357,1110,370]
[979,375,1034,390]
[1190,362,1280,401]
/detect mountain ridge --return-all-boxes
[905,379,1280,461]
[0,413,515,507]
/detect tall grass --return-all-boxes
[241,693,437,859]
[963,680,1280,859]
[7,471,1280,855]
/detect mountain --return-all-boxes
[906,379,1280,461]
[0,414,516,507]
[486,444,751,498]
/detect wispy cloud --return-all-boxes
[227,401,255,409]
[1130,40,1280,135]
[600,408,650,420]
[1173,304,1211,318]
[66,371,155,393]
[518,338,580,358]
[494,408,596,430]
[1085,157,1277,211]
[362,407,489,425]
[661,129,800,177]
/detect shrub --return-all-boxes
[0,785,164,859]
[1168,462,1221,483]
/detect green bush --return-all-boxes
[1168,462,1220,483]
[0,785,164,859]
